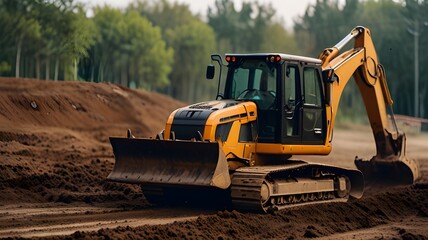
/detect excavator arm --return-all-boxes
[319,26,419,184]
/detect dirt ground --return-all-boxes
[0,77,427,239]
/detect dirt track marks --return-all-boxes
[0,203,207,238]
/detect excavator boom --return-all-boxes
[319,26,419,185]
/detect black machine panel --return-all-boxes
[171,108,214,140]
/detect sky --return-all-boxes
[80,0,318,30]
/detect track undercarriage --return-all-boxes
[140,162,364,213]
[108,137,415,213]
[230,162,363,212]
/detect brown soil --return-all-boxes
[0,77,427,239]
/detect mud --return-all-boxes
[0,77,427,239]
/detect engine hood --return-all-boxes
[170,100,244,140]
[186,100,242,111]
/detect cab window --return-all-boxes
[303,68,322,106]
[227,60,278,110]
[231,68,250,98]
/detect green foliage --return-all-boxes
[129,0,216,101]
[167,20,217,102]
[357,0,411,116]
[0,61,11,73]
[0,0,426,119]
[295,0,428,119]
[0,0,94,80]
[88,7,172,89]
[402,0,428,118]
[0,0,296,103]
[130,0,197,35]
[294,0,358,56]
[261,22,299,54]
[208,0,277,52]
[0,0,41,77]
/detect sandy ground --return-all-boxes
[0,77,427,239]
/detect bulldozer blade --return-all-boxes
[355,157,419,185]
[108,138,231,189]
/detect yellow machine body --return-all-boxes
[108,26,419,212]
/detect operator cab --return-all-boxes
[209,54,326,145]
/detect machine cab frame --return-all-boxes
[222,54,326,146]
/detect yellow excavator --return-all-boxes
[108,26,419,212]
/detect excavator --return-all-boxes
[107,26,419,212]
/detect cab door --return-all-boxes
[281,64,302,144]
[301,66,325,144]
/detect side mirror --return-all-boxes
[206,64,215,79]
[322,68,338,83]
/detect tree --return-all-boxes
[260,22,299,54]
[294,0,359,56]
[293,0,428,119]
[0,0,41,78]
[0,0,94,80]
[356,0,409,116]
[293,0,385,122]
[130,0,216,101]
[89,6,172,89]
[130,0,197,37]
[167,20,216,102]
[208,0,276,53]
[124,10,173,89]
[402,0,428,118]
[62,7,95,80]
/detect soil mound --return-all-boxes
[0,77,181,134]
[0,77,184,204]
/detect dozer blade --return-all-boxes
[355,157,419,185]
[108,138,231,189]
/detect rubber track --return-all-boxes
[230,166,349,212]
[231,172,267,212]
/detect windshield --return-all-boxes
[226,59,278,110]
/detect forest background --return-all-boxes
[1,0,427,121]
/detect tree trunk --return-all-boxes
[54,57,59,81]
[98,61,103,82]
[15,34,23,78]
[90,63,94,82]
[36,55,41,79]
[74,58,77,81]
[121,64,127,87]
[45,57,50,80]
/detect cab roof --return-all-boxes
[224,53,322,65]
